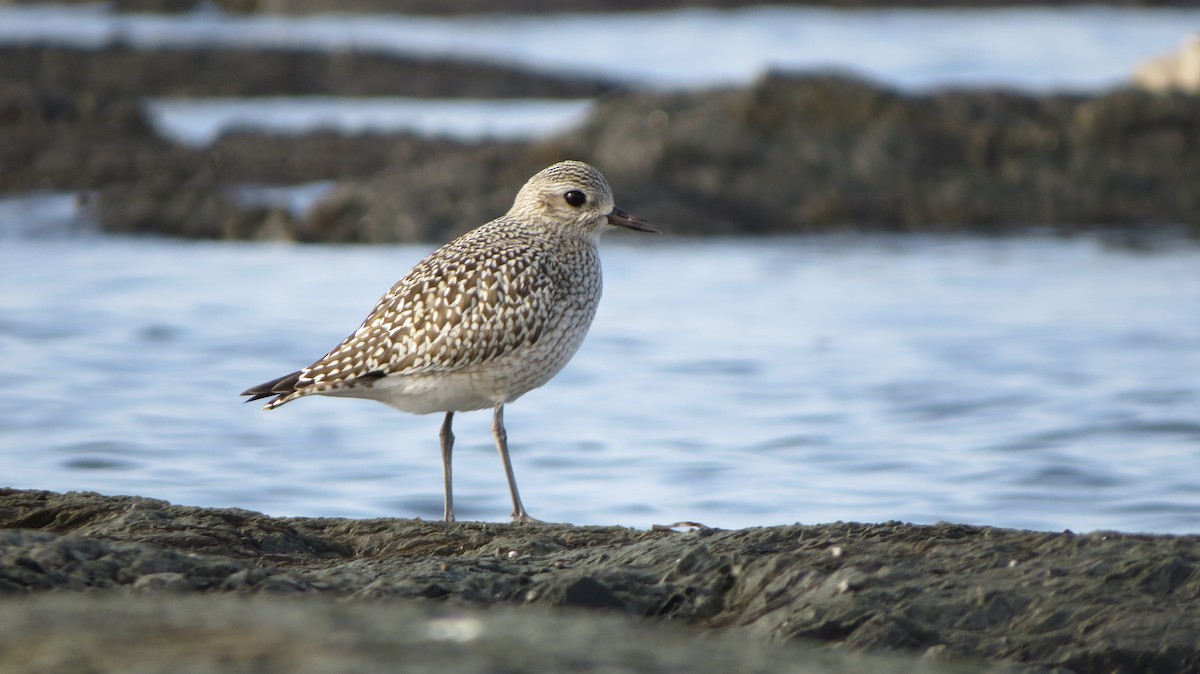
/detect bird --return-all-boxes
[242,160,657,523]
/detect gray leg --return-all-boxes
[492,403,537,523]
[440,411,455,522]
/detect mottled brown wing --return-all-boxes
[295,232,554,395]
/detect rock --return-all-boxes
[306,73,1200,241]
[5,57,1200,238]
[0,593,996,674]
[1132,34,1200,94]
[3,488,1200,672]
[0,83,187,193]
[0,41,611,196]
[0,45,620,100]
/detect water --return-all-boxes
[4,8,1200,533]
[143,98,594,147]
[8,5,1200,143]
[3,4,1199,90]
[2,196,1198,533]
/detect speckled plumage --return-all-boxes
[242,161,656,523]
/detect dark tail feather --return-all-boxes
[241,370,304,405]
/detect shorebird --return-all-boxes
[242,161,656,523]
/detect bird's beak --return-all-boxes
[607,207,659,233]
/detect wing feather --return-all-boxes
[287,222,554,399]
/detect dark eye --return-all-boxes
[563,190,586,207]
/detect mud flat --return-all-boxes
[1,488,1197,673]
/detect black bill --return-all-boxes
[607,207,659,233]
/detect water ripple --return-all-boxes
[2,233,1198,533]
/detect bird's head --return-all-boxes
[510,160,658,238]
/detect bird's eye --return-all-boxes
[563,190,586,207]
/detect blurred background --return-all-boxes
[1,0,1198,532]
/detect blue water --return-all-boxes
[3,4,1199,90]
[142,98,595,148]
[2,7,1200,532]
[2,197,1198,533]
[9,5,1199,145]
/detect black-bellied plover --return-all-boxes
[242,161,656,523]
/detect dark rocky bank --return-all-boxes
[5,25,1200,242]
[2,488,1199,673]
[1,44,620,100]
[0,43,614,198]
[6,68,1200,242]
[305,74,1200,242]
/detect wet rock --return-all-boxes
[533,572,629,610]
[557,73,1200,236]
[285,74,1200,241]
[5,66,1200,239]
[0,45,619,99]
[0,41,607,198]
[0,83,186,193]
[3,488,1200,673]
[1132,34,1200,94]
[0,594,997,674]
[0,79,478,195]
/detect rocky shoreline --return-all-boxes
[7,69,1200,243]
[1,488,1198,673]
[2,45,620,100]
[4,22,1200,242]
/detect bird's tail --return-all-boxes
[241,370,304,409]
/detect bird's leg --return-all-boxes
[492,403,539,523]
[440,411,455,522]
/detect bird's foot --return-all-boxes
[511,512,546,525]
